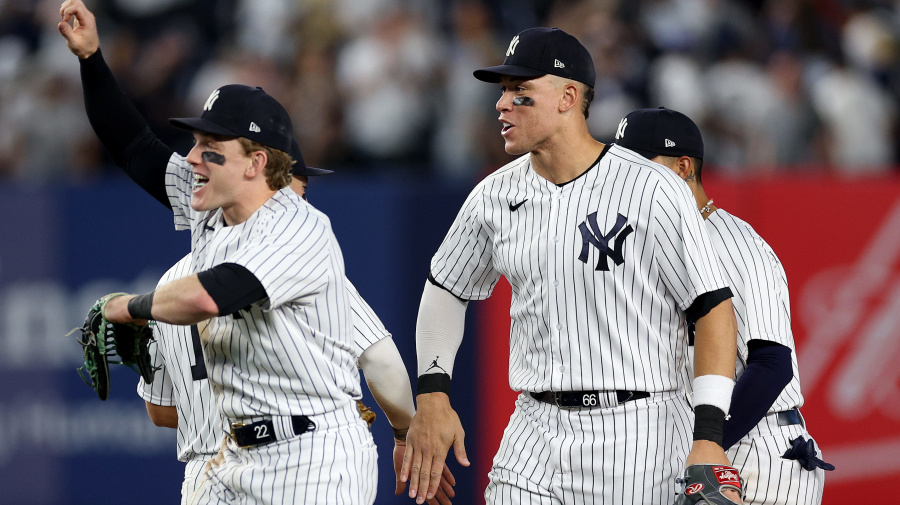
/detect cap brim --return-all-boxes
[169,117,241,138]
[291,165,333,177]
[473,65,547,83]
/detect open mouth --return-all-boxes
[193,173,210,191]
[501,121,514,135]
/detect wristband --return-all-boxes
[392,426,409,442]
[693,404,726,446]
[417,373,451,395]
[692,374,734,415]
[127,291,155,320]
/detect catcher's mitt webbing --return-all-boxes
[69,293,157,400]
[675,464,743,505]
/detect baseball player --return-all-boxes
[139,149,456,505]
[613,107,833,505]
[59,2,376,503]
[400,27,742,504]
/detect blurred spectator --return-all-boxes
[552,1,645,142]
[810,59,897,173]
[0,0,898,183]
[431,0,506,182]
[755,50,826,169]
[334,7,442,168]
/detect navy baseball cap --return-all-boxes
[289,139,332,177]
[613,107,704,160]
[474,27,596,88]
[170,85,294,154]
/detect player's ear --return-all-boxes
[245,150,267,178]
[559,81,579,113]
[676,156,693,180]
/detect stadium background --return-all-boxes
[0,0,897,503]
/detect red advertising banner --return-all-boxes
[476,174,900,504]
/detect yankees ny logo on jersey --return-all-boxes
[577,212,634,271]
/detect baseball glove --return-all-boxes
[674,464,744,505]
[69,293,156,400]
[357,400,377,427]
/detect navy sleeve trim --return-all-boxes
[197,263,268,316]
[685,287,733,324]
[427,273,469,303]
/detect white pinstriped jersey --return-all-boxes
[430,144,729,393]
[705,209,804,411]
[137,253,392,461]
[137,254,216,462]
[164,153,360,420]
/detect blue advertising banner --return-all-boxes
[0,176,477,505]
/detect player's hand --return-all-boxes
[400,393,469,504]
[58,0,100,59]
[101,294,147,325]
[394,438,456,505]
[685,440,743,504]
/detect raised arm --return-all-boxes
[59,0,173,207]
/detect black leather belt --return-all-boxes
[775,408,802,426]
[230,415,315,448]
[529,390,650,408]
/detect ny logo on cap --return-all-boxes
[665,139,676,147]
[615,118,628,139]
[506,35,520,56]
[204,89,221,111]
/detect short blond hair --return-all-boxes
[236,137,293,190]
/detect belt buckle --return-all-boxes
[229,421,245,441]
[552,392,567,408]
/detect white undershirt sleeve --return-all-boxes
[357,337,417,429]
[415,281,468,378]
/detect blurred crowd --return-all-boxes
[0,0,898,185]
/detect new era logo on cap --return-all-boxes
[665,139,675,147]
[249,122,261,133]
[554,59,565,68]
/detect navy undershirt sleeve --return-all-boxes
[722,340,793,449]
[80,49,173,208]
[197,263,268,316]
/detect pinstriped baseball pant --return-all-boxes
[727,413,826,505]
[189,404,377,505]
[486,391,693,505]
[183,458,214,505]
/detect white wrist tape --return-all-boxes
[691,374,734,415]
